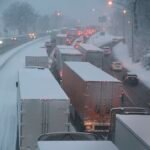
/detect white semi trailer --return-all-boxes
[17,68,70,150]
[56,33,67,45]
[113,114,150,150]
[54,47,83,79]
[25,48,49,68]
[78,43,103,68]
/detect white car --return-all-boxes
[111,61,123,71]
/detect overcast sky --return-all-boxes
[0,0,108,24]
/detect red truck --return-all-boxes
[62,62,122,133]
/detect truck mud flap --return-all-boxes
[16,125,19,150]
[70,109,85,132]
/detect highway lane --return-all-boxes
[0,33,48,55]
[101,41,150,108]
[0,37,49,150]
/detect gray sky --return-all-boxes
[0,0,107,24]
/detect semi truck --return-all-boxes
[56,33,67,45]
[62,62,122,133]
[52,47,83,80]
[110,107,150,150]
[25,48,49,68]
[17,68,70,150]
[78,43,103,68]
[37,141,119,150]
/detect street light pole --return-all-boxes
[131,0,138,62]
[122,9,127,40]
[107,0,138,62]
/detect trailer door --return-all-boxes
[48,100,69,132]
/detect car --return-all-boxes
[102,46,111,55]
[111,61,123,71]
[122,72,139,86]
[74,40,83,49]
[11,37,17,41]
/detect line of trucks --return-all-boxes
[16,30,150,150]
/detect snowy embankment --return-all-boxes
[0,37,49,150]
[0,37,49,70]
[88,32,115,47]
[113,42,150,89]
[89,33,150,89]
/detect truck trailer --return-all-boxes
[25,48,49,68]
[37,141,119,150]
[113,114,150,150]
[54,47,83,80]
[78,43,103,68]
[17,68,70,150]
[56,33,67,45]
[62,62,122,133]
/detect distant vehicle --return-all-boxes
[53,46,83,80]
[28,32,36,39]
[78,43,103,68]
[102,46,111,55]
[122,72,139,86]
[111,61,123,71]
[38,132,99,141]
[25,47,49,68]
[112,37,124,43]
[45,41,51,47]
[141,53,150,70]
[112,38,119,42]
[11,37,17,41]
[74,40,83,49]
[56,33,67,45]
[65,36,74,45]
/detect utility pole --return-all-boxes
[131,0,138,62]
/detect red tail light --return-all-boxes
[59,70,63,78]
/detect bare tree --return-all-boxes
[36,15,50,32]
[3,1,37,34]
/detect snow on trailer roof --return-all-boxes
[18,68,69,100]
[59,48,82,55]
[56,34,67,38]
[117,115,150,148]
[26,48,48,57]
[65,62,120,82]
[56,45,74,49]
[79,43,103,52]
[38,141,119,150]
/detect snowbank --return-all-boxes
[113,42,150,88]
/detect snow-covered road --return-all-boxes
[0,37,49,150]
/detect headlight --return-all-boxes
[0,40,3,45]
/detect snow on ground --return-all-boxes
[0,37,49,150]
[113,42,150,89]
[89,33,150,89]
[88,32,115,47]
[0,37,49,69]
